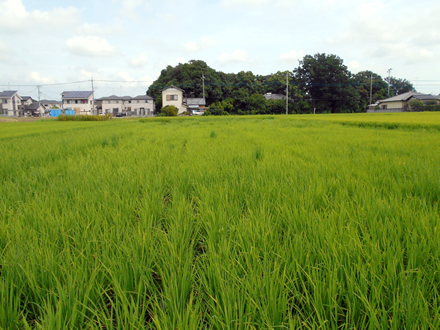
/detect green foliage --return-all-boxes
[408,99,424,110]
[58,114,112,121]
[424,99,438,106]
[1,114,440,328]
[294,53,361,113]
[385,76,415,95]
[160,105,178,116]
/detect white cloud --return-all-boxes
[65,36,117,57]
[221,0,270,8]
[129,53,149,68]
[76,23,121,36]
[221,0,296,9]
[218,50,249,64]
[114,0,149,18]
[347,60,361,72]
[183,37,216,53]
[279,50,304,63]
[0,0,79,32]
[29,72,53,84]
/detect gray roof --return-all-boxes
[25,102,43,111]
[133,94,153,100]
[40,99,61,104]
[185,98,206,106]
[161,85,185,92]
[379,91,419,103]
[21,96,35,102]
[412,94,437,101]
[0,90,18,98]
[61,91,93,99]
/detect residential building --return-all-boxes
[40,99,62,110]
[368,91,439,112]
[162,86,187,114]
[25,102,45,117]
[186,98,206,115]
[97,94,155,116]
[61,91,94,115]
[21,96,36,107]
[132,95,155,116]
[0,90,22,116]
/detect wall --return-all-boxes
[162,88,186,114]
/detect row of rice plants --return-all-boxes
[1,115,439,328]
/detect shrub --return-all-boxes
[408,99,424,110]
[160,105,178,116]
[58,114,112,121]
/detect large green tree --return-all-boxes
[146,60,226,105]
[353,71,389,109]
[294,53,361,113]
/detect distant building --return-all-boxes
[61,91,94,115]
[185,98,206,115]
[96,94,155,116]
[0,90,22,116]
[40,99,62,110]
[161,86,187,114]
[368,91,440,112]
[161,86,207,115]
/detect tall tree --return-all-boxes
[384,76,415,96]
[294,53,361,113]
[353,71,389,109]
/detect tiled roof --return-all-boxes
[0,90,18,98]
[25,103,43,111]
[40,99,61,104]
[61,91,93,98]
[379,91,419,103]
[185,98,206,106]
[161,85,185,92]
[133,95,153,100]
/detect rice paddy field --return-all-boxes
[1,112,440,329]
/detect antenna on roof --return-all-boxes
[387,68,392,96]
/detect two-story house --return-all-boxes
[97,94,155,116]
[162,86,187,114]
[61,91,94,115]
[0,90,22,117]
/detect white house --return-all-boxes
[97,94,155,116]
[162,86,187,114]
[132,95,155,116]
[0,90,22,117]
[61,91,94,115]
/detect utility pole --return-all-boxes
[91,78,95,115]
[285,72,289,115]
[387,68,392,96]
[370,74,373,105]
[201,74,205,100]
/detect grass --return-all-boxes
[1,113,440,328]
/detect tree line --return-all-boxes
[146,54,415,115]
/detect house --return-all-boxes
[21,96,36,107]
[0,90,22,116]
[132,95,155,116]
[185,98,206,115]
[24,102,45,117]
[96,94,155,116]
[40,99,62,110]
[61,91,94,115]
[162,85,187,114]
[368,91,439,112]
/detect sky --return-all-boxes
[0,0,439,100]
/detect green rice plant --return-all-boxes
[1,113,440,328]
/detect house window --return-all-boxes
[166,95,178,101]
[382,105,387,109]
[2,100,7,104]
